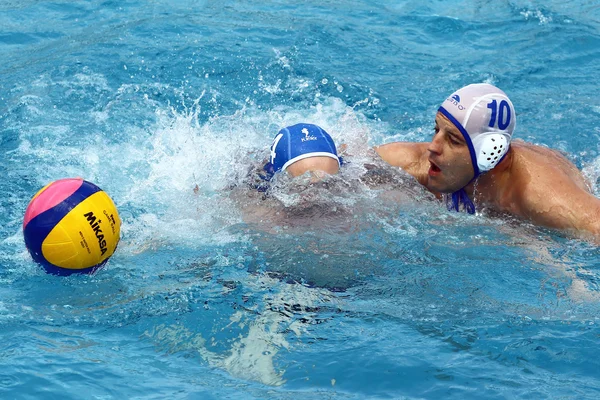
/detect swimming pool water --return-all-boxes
[2,1,600,398]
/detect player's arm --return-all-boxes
[374,142,428,177]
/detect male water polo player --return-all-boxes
[262,122,342,180]
[236,123,381,290]
[248,122,343,192]
[375,83,600,238]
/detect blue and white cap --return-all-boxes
[265,123,340,173]
[438,83,516,177]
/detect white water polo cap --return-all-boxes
[438,83,516,176]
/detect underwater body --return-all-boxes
[2,0,600,398]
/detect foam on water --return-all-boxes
[2,1,600,397]
[116,97,433,384]
[4,69,430,386]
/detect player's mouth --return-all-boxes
[428,160,442,176]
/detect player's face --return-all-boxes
[426,112,474,193]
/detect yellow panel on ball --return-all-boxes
[43,191,121,270]
[23,178,121,275]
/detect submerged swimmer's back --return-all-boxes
[231,122,425,289]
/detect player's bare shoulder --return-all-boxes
[496,140,600,234]
[510,140,591,192]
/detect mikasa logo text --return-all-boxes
[83,211,108,256]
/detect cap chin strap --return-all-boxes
[446,189,476,214]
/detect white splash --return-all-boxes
[521,9,553,25]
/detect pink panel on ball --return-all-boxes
[23,178,83,228]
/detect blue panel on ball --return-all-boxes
[23,180,102,274]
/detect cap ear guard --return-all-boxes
[472,132,510,172]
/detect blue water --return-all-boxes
[2,0,600,398]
